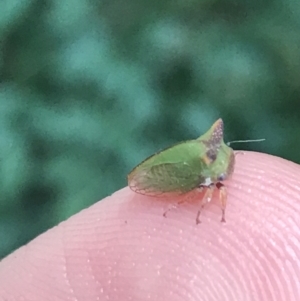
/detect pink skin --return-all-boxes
[0,151,300,301]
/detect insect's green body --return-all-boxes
[128,119,235,196]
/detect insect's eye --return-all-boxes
[217,173,226,181]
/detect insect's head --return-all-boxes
[217,173,226,182]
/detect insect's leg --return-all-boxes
[163,188,203,218]
[163,198,186,218]
[216,182,227,223]
[163,204,178,218]
[196,185,214,225]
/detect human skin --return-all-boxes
[0,152,299,301]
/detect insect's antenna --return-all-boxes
[227,139,265,146]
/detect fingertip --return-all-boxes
[1,152,299,301]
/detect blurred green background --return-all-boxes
[1,0,300,258]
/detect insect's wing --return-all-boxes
[128,161,204,196]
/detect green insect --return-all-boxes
[128,118,236,224]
